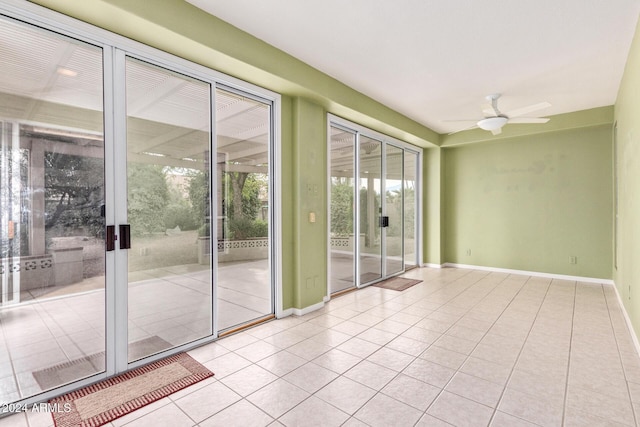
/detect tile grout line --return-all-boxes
[603,283,639,427]
[485,275,554,426]
[560,280,578,426]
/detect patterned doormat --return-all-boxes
[373,277,422,291]
[48,353,213,427]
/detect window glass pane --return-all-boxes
[0,18,105,402]
[385,145,404,275]
[216,88,272,330]
[125,57,212,361]
[359,136,382,284]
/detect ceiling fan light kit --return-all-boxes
[477,116,508,131]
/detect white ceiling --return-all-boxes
[187,0,640,135]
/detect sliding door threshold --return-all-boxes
[218,314,276,338]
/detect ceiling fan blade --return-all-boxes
[448,123,479,135]
[491,127,502,136]
[508,117,550,124]
[441,119,479,122]
[505,102,551,118]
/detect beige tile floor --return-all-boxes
[2,266,640,426]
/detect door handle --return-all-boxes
[106,225,116,251]
[119,224,131,249]
[378,216,389,227]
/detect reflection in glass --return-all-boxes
[125,58,212,361]
[0,18,105,403]
[329,126,356,293]
[216,88,272,331]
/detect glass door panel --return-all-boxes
[404,151,418,268]
[385,145,404,276]
[329,126,356,293]
[359,136,382,285]
[0,19,106,401]
[215,88,272,331]
[125,58,212,362]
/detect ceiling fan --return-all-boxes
[447,94,551,135]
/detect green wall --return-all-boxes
[424,147,443,265]
[280,96,295,310]
[292,98,327,308]
[443,125,613,279]
[614,17,640,334]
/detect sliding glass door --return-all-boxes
[215,88,273,331]
[385,144,404,276]
[0,5,278,407]
[121,60,277,355]
[124,58,213,362]
[328,118,420,294]
[0,17,107,403]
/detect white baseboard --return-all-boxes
[278,308,293,318]
[289,300,325,316]
[443,263,614,285]
[422,263,444,268]
[611,282,640,356]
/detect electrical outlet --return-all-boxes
[569,256,577,264]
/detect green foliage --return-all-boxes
[404,186,415,236]
[197,223,210,237]
[330,180,353,237]
[127,163,169,235]
[44,152,104,239]
[228,216,268,239]
[162,203,198,230]
[251,219,269,237]
[188,170,209,227]
[225,172,265,220]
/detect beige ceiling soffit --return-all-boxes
[328,104,440,149]
[440,106,614,147]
